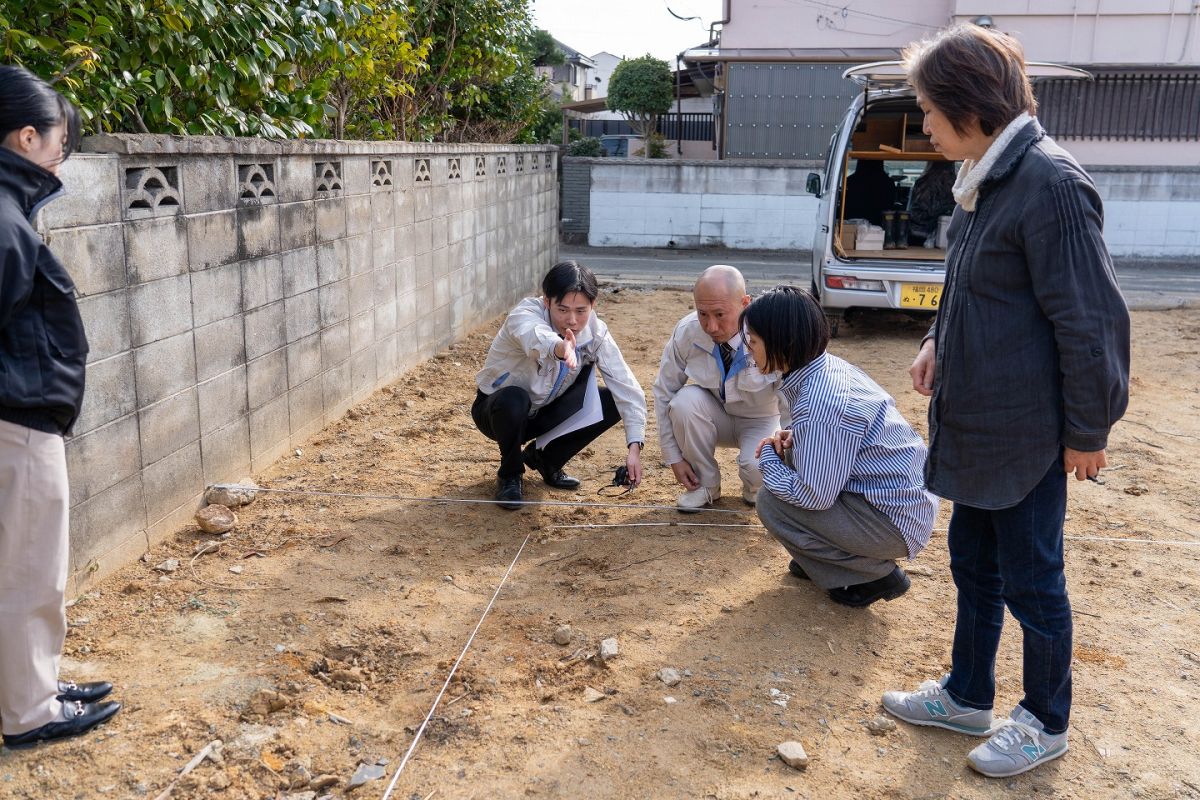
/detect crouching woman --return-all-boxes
[472,261,647,509]
[743,287,936,607]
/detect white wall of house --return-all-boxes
[719,0,1200,65]
[591,52,622,98]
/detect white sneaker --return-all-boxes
[677,486,719,512]
[881,674,994,736]
[967,705,1068,778]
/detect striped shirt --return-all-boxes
[758,352,937,558]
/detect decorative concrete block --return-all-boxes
[190,261,242,326]
[342,157,371,194]
[200,417,251,485]
[39,155,122,229]
[138,388,200,466]
[141,440,202,524]
[180,155,237,213]
[282,245,318,297]
[68,474,146,576]
[73,352,137,436]
[348,308,376,357]
[242,254,284,311]
[243,300,285,361]
[194,315,246,382]
[134,331,196,406]
[318,280,349,327]
[349,273,375,317]
[287,376,324,437]
[286,333,322,389]
[197,366,248,436]
[77,289,130,364]
[315,197,347,243]
[46,224,126,296]
[65,414,141,506]
[129,274,193,346]
[246,349,288,410]
[285,289,320,344]
[123,215,189,284]
[278,200,316,251]
[187,210,239,271]
[236,204,280,260]
[321,320,350,368]
[249,394,290,469]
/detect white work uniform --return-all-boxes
[652,312,785,492]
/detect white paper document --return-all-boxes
[535,365,603,449]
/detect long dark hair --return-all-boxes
[0,65,82,160]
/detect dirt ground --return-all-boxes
[3,289,1198,800]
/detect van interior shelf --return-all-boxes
[838,247,947,260]
[848,150,949,161]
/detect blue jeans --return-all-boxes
[943,458,1072,734]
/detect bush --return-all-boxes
[645,132,669,159]
[567,137,603,157]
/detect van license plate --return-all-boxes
[900,284,942,309]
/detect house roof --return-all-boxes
[683,46,903,63]
[554,39,597,67]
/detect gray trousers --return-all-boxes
[756,484,909,590]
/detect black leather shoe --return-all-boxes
[2,700,121,748]
[57,680,113,703]
[828,566,910,608]
[787,560,811,581]
[496,477,523,510]
[522,445,581,490]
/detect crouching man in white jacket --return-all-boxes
[652,265,785,511]
[472,261,648,509]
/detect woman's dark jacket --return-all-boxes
[926,120,1130,509]
[0,147,88,435]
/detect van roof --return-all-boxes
[843,60,1091,89]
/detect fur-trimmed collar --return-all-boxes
[952,113,1039,212]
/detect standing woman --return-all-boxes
[0,65,121,747]
[473,261,647,509]
[880,26,1130,778]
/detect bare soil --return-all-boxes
[3,289,1198,800]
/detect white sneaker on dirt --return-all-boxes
[881,674,994,736]
[967,705,1068,778]
[677,486,719,512]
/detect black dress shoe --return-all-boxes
[57,680,113,703]
[522,445,581,490]
[828,566,911,608]
[495,476,523,510]
[787,560,811,581]
[2,700,120,748]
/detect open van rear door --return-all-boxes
[842,60,1092,89]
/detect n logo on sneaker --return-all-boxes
[923,700,947,717]
[1022,743,1046,760]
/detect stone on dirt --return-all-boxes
[195,504,237,534]
[867,715,897,735]
[599,637,619,661]
[348,763,386,788]
[153,559,179,573]
[657,667,681,687]
[309,774,339,790]
[553,625,573,645]
[777,740,809,770]
[204,480,259,508]
[582,687,606,703]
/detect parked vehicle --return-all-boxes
[806,61,1089,335]
[599,134,646,157]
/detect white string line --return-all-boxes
[210,484,749,515]
[380,530,533,800]
[550,522,759,529]
[1064,535,1200,546]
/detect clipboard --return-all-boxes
[535,363,603,449]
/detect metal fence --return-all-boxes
[569,113,714,141]
[1037,70,1200,141]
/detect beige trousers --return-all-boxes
[666,385,781,491]
[0,419,68,735]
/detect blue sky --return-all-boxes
[530,0,723,64]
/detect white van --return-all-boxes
[806,61,1089,335]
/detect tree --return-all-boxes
[527,28,563,67]
[606,54,672,142]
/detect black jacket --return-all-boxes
[0,147,89,435]
[925,120,1130,509]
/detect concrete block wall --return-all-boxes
[1088,167,1200,259]
[38,135,558,595]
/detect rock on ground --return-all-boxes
[599,637,619,661]
[657,667,681,686]
[204,480,259,508]
[195,504,237,534]
[777,740,809,770]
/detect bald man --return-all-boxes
[653,266,785,511]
